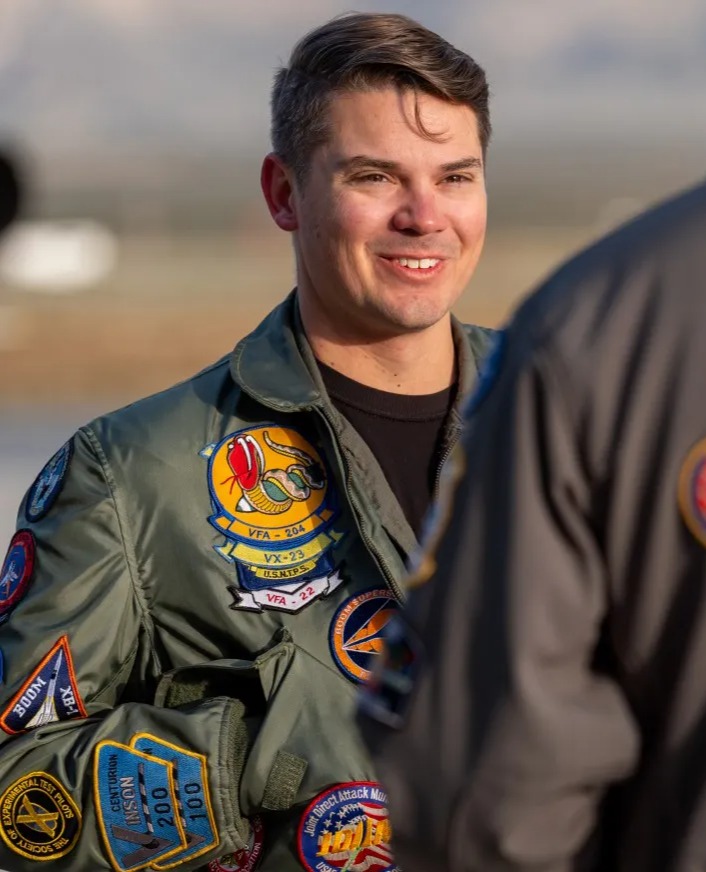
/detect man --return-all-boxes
[0,13,493,872]
[361,180,706,871]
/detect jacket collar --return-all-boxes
[231,288,483,411]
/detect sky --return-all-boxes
[1,0,705,158]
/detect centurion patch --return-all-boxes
[679,438,706,548]
[201,426,346,613]
[208,817,264,872]
[0,635,86,735]
[25,439,74,523]
[130,733,218,869]
[0,771,81,861]
[95,741,186,871]
[330,589,399,683]
[297,782,399,872]
[0,529,36,618]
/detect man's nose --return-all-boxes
[391,184,447,235]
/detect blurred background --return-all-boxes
[1,0,705,545]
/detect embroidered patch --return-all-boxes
[208,816,264,872]
[95,741,187,871]
[0,635,87,735]
[130,733,218,869]
[463,329,506,418]
[201,426,345,612]
[297,782,399,872]
[25,439,74,523]
[358,611,423,730]
[0,771,81,860]
[678,438,706,548]
[0,529,36,618]
[330,589,399,683]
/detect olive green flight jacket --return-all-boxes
[0,291,494,871]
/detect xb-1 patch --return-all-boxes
[330,589,400,683]
[0,529,36,619]
[679,438,706,548]
[0,771,81,861]
[95,740,187,871]
[130,733,218,869]
[208,816,264,872]
[297,782,399,872]
[201,426,346,612]
[25,439,74,523]
[0,635,87,735]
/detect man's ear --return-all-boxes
[261,153,299,232]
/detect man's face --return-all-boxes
[287,87,487,340]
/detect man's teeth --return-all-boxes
[396,257,439,269]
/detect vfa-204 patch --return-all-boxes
[0,530,36,619]
[0,771,81,861]
[297,782,399,872]
[330,589,400,684]
[25,439,74,523]
[201,426,346,613]
[130,733,218,869]
[0,635,87,735]
[679,437,706,549]
[95,740,187,871]
[208,817,264,872]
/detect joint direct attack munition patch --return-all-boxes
[25,439,74,523]
[201,426,345,613]
[330,589,399,683]
[298,782,399,872]
[0,530,36,618]
[0,771,81,861]
[208,817,264,872]
[679,438,706,548]
[0,635,87,735]
[95,741,186,871]
[130,733,217,869]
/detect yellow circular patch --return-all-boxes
[0,771,81,861]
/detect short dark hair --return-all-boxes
[271,12,491,183]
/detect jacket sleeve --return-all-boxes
[363,326,641,872]
[0,427,252,871]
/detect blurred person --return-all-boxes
[0,12,494,872]
[0,147,22,235]
[360,180,706,871]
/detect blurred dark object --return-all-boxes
[0,148,23,235]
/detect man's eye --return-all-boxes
[444,174,473,184]
[353,173,389,184]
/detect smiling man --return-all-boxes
[0,13,493,872]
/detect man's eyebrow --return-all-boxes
[334,155,483,173]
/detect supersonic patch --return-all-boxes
[208,817,264,872]
[329,589,399,683]
[297,782,399,872]
[0,530,36,618]
[0,635,87,735]
[0,771,81,861]
[201,426,346,612]
[25,440,74,523]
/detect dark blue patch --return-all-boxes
[0,635,86,734]
[463,330,506,418]
[329,589,399,684]
[297,782,399,872]
[26,439,74,523]
[0,530,36,618]
[95,741,187,871]
[132,734,217,868]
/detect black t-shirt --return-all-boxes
[318,361,455,538]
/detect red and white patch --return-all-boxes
[0,530,35,618]
[208,817,264,872]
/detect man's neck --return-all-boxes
[305,318,457,395]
